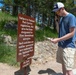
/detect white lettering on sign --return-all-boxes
[19,17,28,21]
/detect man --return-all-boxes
[51,2,76,75]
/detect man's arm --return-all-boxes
[51,27,76,44]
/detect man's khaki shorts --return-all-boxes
[56,47,76,70]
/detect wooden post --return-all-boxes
[24,67,27,75]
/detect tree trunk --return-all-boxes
[26,0,31,16]
[12,5,18,16]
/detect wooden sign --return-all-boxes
[17,14,35,62]
[20,58,32,69]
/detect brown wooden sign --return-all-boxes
[17,14,35,62]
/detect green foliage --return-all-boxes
[35,26,58,42]
[4,0,13,5]
[0,12,18,66]
[0,12,17,21]
[0,12,17,36]
[0,43,19,66]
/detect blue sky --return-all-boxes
[0,3,4,7]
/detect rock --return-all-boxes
[1,34,16,46]
[35,26,40,30]
[32,40,58,65]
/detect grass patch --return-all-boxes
[0,43,19,66]
[0,12,17,21]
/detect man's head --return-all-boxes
[53,2,65,16]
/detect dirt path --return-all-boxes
[0,60,76,75]
[0,63,19,75]
[0,61,62,75]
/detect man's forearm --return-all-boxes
[58,32,75,42]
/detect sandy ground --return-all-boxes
[0,63,19,75]
[0,60,76,75]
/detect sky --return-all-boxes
[0,0,4,7]
[0,3,3,7]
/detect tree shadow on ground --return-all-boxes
[38,68,63,75]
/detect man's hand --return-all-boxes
[51,38,59,44]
